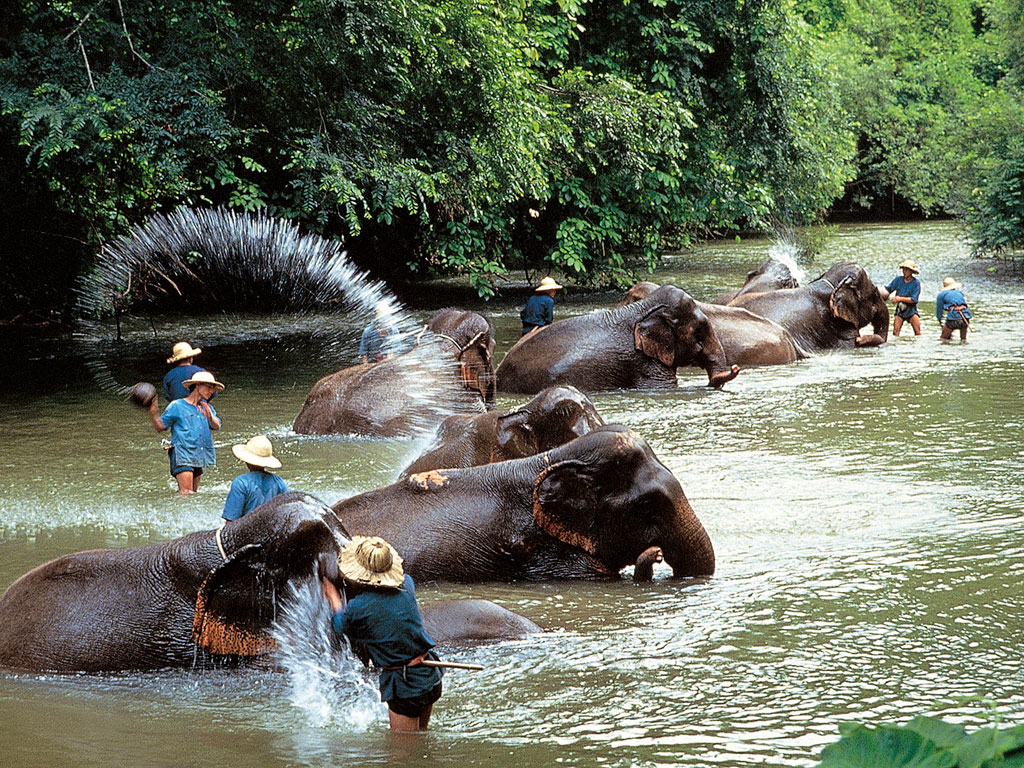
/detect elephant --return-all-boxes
[333,425,715,582]
[711,259,799,304]
[495,285,740,394]
[422,599,541,645]
[293,308,497,437]
[400,385,605,477]
[727,262,889,351]
[618,282,807,367]
[0,493,539,673]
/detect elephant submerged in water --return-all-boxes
[710,259,799,304]
[400,385,605,477]
[496,284,740,394]
[0,493,538,673]
[334,425,715,582]
[293,309,497,437]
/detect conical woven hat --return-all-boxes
[338,536,404,588]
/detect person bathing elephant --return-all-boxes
[400,385,605,477]
[333,425,716,582]
[293,308,497,437]
[0,493,539,673]
[727,262,889,351]
[496,284,740,394]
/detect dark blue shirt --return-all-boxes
[159,399,218,468]
[222,471,290,521]
[520,294,555,334]
[162,364,205,402]
[935,288,972,322]
[331,574,442,701]
[885,276,922,317]
[359,325,389,362]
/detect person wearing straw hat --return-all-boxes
[148,371,224,496]
[935,276,972,342]
[881,260,923,336]
[162,341,212,402]
[520,276,563,336]
[321,537,443,731]
[360,300,397,364]
[221,435,289,521]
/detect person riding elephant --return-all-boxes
[710,259,799,305]
[496,285,740,394]
[400,385,605,477]
[0,493,541,673]
[333,425,716,582]
[293,308,497,437]
[617,283,807,368]
[727,262,889,351]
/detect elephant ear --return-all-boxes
[532,460,600,554]
[494,409,535,460]
[192,544,277,656]
[633,306,676,368]
[830,275,865,326]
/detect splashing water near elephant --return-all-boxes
[72,206,476,439]
[767,240,806,286]
[271,579,383,729]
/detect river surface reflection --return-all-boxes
[1,221,1022,767]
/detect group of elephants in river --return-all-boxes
[0,260,890,674]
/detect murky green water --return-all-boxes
[2,221,1022,767]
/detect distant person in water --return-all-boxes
[520,276,563,336]
[360,301,396,364]
[322,537,443,732]
[882,260,922,336]
[148,371,223,496]
[222,435,289,522]
[162,341,211,402]
[935,276,972,342]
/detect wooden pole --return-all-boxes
[420,660,484,671]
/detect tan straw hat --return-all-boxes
[942,276,961,290]
[535,276,564,292]
[898,260,920,274]
[338,536,405,588]
[232,435,281,469]
[181,371,225,391]
[166,341,202,364]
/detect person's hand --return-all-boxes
[198,400,213,419]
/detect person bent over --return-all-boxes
[322,537,443,732]
[149,371,223,496]
[882,260,922,336]
[935,276,972,342]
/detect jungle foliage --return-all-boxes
[0,0,1021,319]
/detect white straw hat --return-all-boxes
[181,371,225,391]
[535,276,564,292]
[232,435,282,469]
[898,260,920,274]
[338,536,405,588]
[167,341,202,364]
[942,277,961,290]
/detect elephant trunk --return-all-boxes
[701,332,740,388]
[659,506,716,577]
[870,299,890,342]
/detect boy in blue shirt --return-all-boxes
[322,537,443,732]
[935,276,972,342]
[520,276,563,335]
[148,371,223,496]
[222,435,289,521]
[882,260,922,336]
[162,341,208,402]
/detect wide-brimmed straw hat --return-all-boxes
[182,371,225,391]
[898,260,920,274]
[942,276,961,290]
[166,341,202,364]
[375,300,396,321]
[232,435,281,469]
[535,276,564,292]
[338,536,405,588]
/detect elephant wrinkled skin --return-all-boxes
[711,259,799,305]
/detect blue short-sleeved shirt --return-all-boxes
[331,574,442,702]
[359,325,390,362]
[222,471,290,521]
[159,399,218,468]
[163,364,205,402]
[520,294,555,334]
[935,288,972,323]
[885,276,922,317]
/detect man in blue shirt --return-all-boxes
[148,371,223,496]
[322,537,443,731]
[162,341,208,401]
[935,276,972,342]
[520,276,563,336]
[882,260,922,336]
[222,435,289,521]
[360,301,396,363]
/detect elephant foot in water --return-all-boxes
[710,365,740,388]
[632,546,664,582]
[855,334,885,347]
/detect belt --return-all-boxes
[949,304,967,311]
[385,652,428,671]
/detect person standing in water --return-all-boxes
[162,341,208,402]
[148,371,223,496]
[360,301,396,364]
[520,276,563,336]
[935,276,972,342]
[221,435,289,522]
[322,537,443,732]
[882,260,923,336]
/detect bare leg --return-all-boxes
[909,314,922,335]
[192,473,202,493]
[174,471,195,496]
[388,709,425,732]
[940,325,953,342]
[893,315,904,336]
[959,326,968,342]
[418,703,434,730]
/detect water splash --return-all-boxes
[271,579,384,730]
[767,240,807,286]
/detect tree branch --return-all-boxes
[77,34,96,90]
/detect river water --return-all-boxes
[1,221,1021,767]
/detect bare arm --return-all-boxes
[148,400,166,432]
[321,578,344,613]
[198,400,221,430]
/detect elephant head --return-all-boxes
[633,285,740,387]
[616,281,660,308]
[493,385,605,462]
[531,425,715,577]
[427,309,497,409]
[824,263,889,341]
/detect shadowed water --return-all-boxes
[1,220,1022,767]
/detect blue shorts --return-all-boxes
[168,448,205,478]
